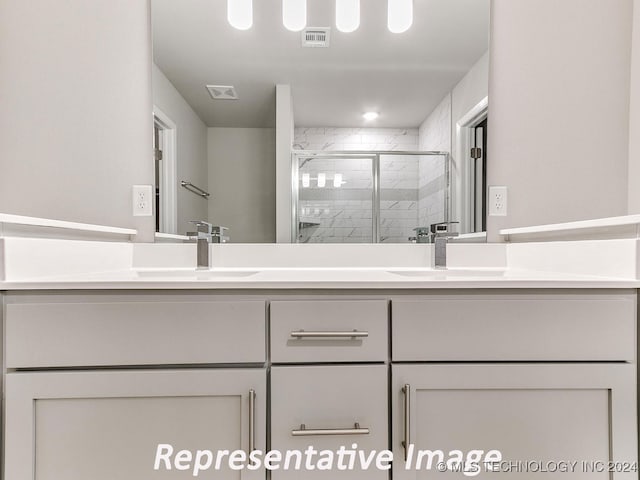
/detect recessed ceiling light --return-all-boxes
[336,0,360,33]
[283,0,307,32]
[388,0,413,33]
[227,0,253,30]
[363,112,379,121]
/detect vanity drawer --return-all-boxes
[392,292,636,362]
[271,365,388,480]
[5,298,266,368]
[270,300,388,363]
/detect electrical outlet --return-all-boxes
[489,186,508,216]
[132,185,153,217]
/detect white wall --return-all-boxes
[276,85,294,243]
[418,52,489,231]
[0,0,155,241]
[486,0,633,241]
[628,0,640,213]
[152,64,208,235]
[208,128,276,243]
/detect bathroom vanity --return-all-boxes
[1,283,638,478]
[0,231,639,479]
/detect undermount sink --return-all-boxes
[133,270,259,278]
[388,269,507,278]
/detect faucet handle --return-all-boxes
[430,221,460,235]
[189,220,213,234]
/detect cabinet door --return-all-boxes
[6,369,266,480]
[392,364,637,479]
[271,365,389,480]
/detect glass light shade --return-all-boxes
[388,0,413,33]
[227,0,253,30]
[336,0,360,33]
[283,0,307,31]
[317,173,326,188]
[333,173,343,188]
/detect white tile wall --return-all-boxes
[294,127,419,151]
[294,127,447,243]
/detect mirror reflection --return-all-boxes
[151,0,490,243]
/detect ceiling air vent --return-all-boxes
[302,27,331,48]
[206,85,239,100]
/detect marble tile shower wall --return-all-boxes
[418,95,452,230]
[293,127,419,151]
[298,157,374,243]
[294,128,446,243]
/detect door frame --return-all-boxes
[456,96,488,234]
[153,106,178,234]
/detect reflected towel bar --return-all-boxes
[181,181,210,199]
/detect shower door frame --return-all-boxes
[291,150,451,244]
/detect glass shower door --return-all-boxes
[295,155,376,243]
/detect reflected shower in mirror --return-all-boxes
[151,0,490,242]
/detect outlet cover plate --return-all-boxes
[132,185,153,217]
[489,186,508,216]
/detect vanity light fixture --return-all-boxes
[317,173,326,188]
[333,173,343,188]
[283,0,307,32]
[387,0,413,33]
[227,0,253,30]
[302,173,310,188]
[336,0,360,33]
[363,111,379,121]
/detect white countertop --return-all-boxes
[0,237,638,290]
[1,267,637,290]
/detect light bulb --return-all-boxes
[227,0,253,30]
[336,0,360,33]
[302,173,310,188]
[333,173,343,188]
[283,0,307,32]
[388,0,413,33]
[317,173,326,188]
[363,112,379,121]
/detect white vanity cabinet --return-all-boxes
[391,292,639,479]
[271,365,389,480]
[3,294,268,480]
[391,364,636,479]
[5,369,266,480]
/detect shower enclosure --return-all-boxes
[292,151,451,243]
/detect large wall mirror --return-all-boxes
[151,0,490,243]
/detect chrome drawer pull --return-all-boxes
[291,423,370,436]
[402,384,411,461]
[249,389,256,452]
[290,330,369,339]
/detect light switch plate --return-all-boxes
[489,186,508,216]
[132,185,153,217]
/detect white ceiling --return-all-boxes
[151,0,489,128]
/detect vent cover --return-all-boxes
[206,85,238,100]
[302,27,331,48]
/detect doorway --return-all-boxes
[470,117,488,232]
[153,107,177,234]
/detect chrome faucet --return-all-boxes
[431,222,459,269]
[188,221,229,270]
[412,227,432,243]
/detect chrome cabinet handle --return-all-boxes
[291,423,370,436]
[290,330,369,339]
[249,389,256,452]
[402,384,411,461]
